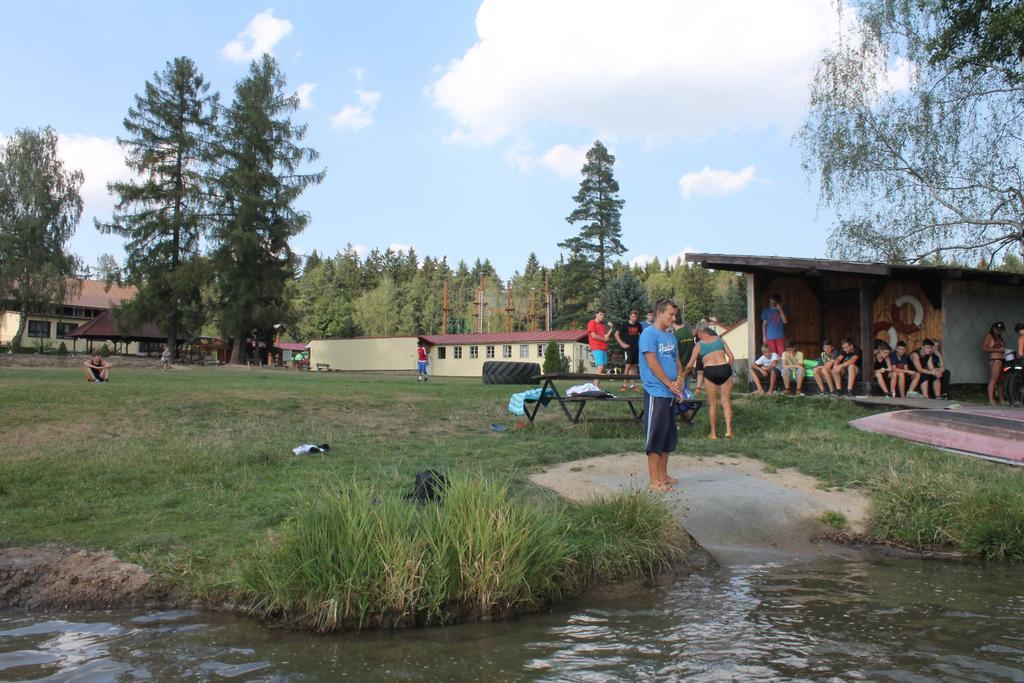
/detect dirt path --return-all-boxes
[532,452,870,566]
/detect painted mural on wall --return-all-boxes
[873,282,942,350]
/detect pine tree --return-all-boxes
[210,55,325,363]
[558,140,626,294]
[0,127,83,348]
[599,271,650,324]
[97,57,218,355]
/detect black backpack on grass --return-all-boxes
[412,469,448,504]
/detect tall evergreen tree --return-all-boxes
[558,140,626,294]
[599,271,650,324]
[98,57,218,355]
[210,55,325,363]
[0,127,83,348]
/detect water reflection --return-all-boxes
[2,557,1023,681]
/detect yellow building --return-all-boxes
[1,279,143,353]
[307,331,591,377]
[717,318,749,361]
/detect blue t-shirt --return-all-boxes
[639,326,679,398]
[760,307,785,340]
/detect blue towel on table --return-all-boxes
[508,387,555,416]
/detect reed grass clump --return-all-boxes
[870,465,1024,561]
[240,475,680,633]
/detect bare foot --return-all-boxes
[665,475,679,484]
[725,432,734,439]
[709,434,718,441]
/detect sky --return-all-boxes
[0,0,887,279]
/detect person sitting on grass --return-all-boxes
[812,340,838,396]
[888,341,917,398]
[780,342,805,395]
[873,340,894,396]
[83,352,111,382]
[831,338,861,396]
[910,339,948,399]
[750,343,780,395]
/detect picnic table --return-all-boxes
[524,373,703,425]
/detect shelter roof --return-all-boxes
[419,331,588,345]
[67,310,164,342]
[275,342,308,351]
[686,253,1024,286]
[66,279,138,309]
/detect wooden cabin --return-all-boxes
[686,253,1024,390]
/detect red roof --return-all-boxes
[67,310,164,341]
[419,331,587,345]
[66,279,138,309]
[276,342,308,351]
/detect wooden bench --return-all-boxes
[525,373,703,425]
[315,362,332,372]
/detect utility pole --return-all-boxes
[442,277,450,334]
[544,272,552,331]
[504,281,514,333]
[529,288,537,333]
[473,274,486,334]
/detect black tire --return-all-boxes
[1008,372,1023,407]
[481,360,541,385]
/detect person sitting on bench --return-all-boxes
[910,339,948,399]
[888,341,917,398]
[750,343,780,395]
[83,352,111,382]
[873,340,894,396]
[832,338,861,396]
[780,341,805,395]
[812,340,838,395]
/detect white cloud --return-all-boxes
[539,143,588,178]
[56,134,131,206]
[679,165,758,200]
[331,90,382,131]
[431,0,847,144]
[222,9,293,63]
[351,66,366,83]
[351,244,368,258]
[881,57,913,93]
[503,137,536,173]
[387,243,413,254]
[630,247,696,269]
[296,82,317,110]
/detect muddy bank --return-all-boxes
[0,547,171,610]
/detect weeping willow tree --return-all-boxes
[798,0,1024,266]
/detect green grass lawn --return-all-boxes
[1,367,1022,605]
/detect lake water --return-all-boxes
[2,556,1023,681]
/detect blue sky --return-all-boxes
[0,1,853,278]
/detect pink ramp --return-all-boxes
[850,409,1024,464]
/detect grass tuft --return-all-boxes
[239,474,680,632]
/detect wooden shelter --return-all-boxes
[686,253,1024,390]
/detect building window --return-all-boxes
[559,344,566,358]
[470,346,478,359]
[519,344,529,358]
[502,345,512,358]
[27,320,51,338]
[454,346,463,359]
[486,345,495,359]
[56,322,79,339]
[437,347,447,360]
[537,344,545,357]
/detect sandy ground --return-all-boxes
[532,452,869,532]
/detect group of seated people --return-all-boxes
[749,337,949,398]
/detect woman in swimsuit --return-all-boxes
[683,324,735,440]
[983,321,1006,405]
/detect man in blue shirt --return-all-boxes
[760,294,788,357]
[639,298,683,492]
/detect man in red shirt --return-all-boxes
[587,309,614,383]
[416,342,430,382]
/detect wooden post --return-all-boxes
[442,278,450,335]
[746,272,756,364]
[859,277,875,395]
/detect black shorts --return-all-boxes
[89,367,103,380]
[624,347,639,365]
[703,363,733,386]
[643,392,678,454]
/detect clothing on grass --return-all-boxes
[566,383,613,398]
[507,387,555,416]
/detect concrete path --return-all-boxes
[531,453,869,567]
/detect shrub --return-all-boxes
[240,475,681,633]
[97,343,111,357]
[57,342,68,355]
[542,341,561,374]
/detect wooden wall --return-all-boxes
[872,280,942,350]
[756,276,821,357]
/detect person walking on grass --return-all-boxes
[160,345,172,373]
[760,294,788,357]
[684,324,735,440]
[639,298,683,493]
[587,309,614,384]
[780,342,805,395]
[83,352,111,382]
[416,342,430,382]
[614,309,643,392]
[983,322,1007,405]
[813,340,838,396]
